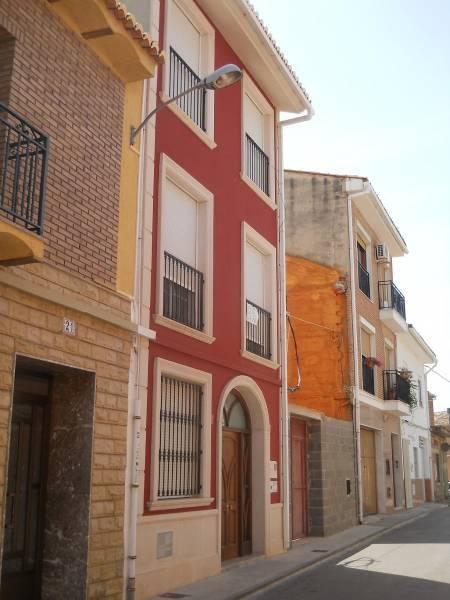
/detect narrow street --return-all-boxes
[250,508,450,600]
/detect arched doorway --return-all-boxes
[221,391,251,560]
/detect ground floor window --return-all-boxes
[158,375,203,499]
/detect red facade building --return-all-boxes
[135,1,311,595]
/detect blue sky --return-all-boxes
[252,0,450,410]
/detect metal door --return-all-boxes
[290,418,308,539]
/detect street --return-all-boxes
[250,508,450,600]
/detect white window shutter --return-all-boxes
[360,329,372,357]
[246,242,265,307]
[164,180,197,267]
[244,94,264,148]
[170,2,201,74]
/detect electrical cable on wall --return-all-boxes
[287,313,301,392]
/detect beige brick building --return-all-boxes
[0,1,162,598]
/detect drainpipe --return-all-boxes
[277,105,313,550]
[126,77,156,600]
[345,181,369,524]
[424,357,438,501]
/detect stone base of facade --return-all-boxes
[135,503,285,598]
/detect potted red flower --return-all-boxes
[364,356,382,368]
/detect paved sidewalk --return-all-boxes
[154,503,447,600]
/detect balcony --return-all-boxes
[246,300,271,360]
[0,103,48,265]
[378,281,407,333]
[358,262,370,298]
[163,252,204,331]
[245,133,269,196]
[169,47,206,131]
[383,370,412,416]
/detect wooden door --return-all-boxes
[361,428,377,515]
[1,394,48,600]
[291,418,308,539]
[222,430,240,560]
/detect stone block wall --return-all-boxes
[0,278,133,599]
[308,417,357,536]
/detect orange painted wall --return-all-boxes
[286,255,352,421]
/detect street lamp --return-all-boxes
[130,64,242,145]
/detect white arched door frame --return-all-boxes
[216,375,271,558]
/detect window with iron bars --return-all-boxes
[158,375,203,499]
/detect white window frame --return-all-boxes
[241,72,276,209]
[241,222,278,369]
[359,316,376,396]
[417,376,423,407]
[155,154,215,343]
[162,0,216,148]
[356,221,373,301]
[148,357,213,511]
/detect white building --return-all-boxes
[397,325,436,507]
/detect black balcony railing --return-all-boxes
[378,281,406,320]
[169,47,206,131]
[0,103,48,234]
[245,133,269,196]
[163,251,204,331]
[246,299,271,360]
[358,262,370,298]
[383,370,410,404]
[361,355,375,395]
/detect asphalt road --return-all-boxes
[249,507,450,600]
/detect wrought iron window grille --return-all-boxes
[361,355,375,395]
[358,262,370,298]
[158,375,203,499]
[246,299,271,360]
[245,133,269,196]
[163,251,204,331]
[169,47,206,131]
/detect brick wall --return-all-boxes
[0,282,132,599]
[0,0,125,288]
[0,27,14,104]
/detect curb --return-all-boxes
[235,505,446,599]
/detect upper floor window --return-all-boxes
[242,223,277,367]
[155,154,214,343]
[357,238,371,298]
[360,322,376,395]
[163,0,215,145]
[241,74,275,208]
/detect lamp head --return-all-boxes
[203,64,242,90]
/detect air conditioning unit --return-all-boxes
[376,243,389,262]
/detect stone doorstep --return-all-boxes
[156,504,446,600]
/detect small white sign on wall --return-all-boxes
[270,480,278,494]
[246,304,259,326]
[270,460,278,479]
[63,318,76,336]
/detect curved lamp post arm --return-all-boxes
[129,64,242,145]
[130,81,205,145]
